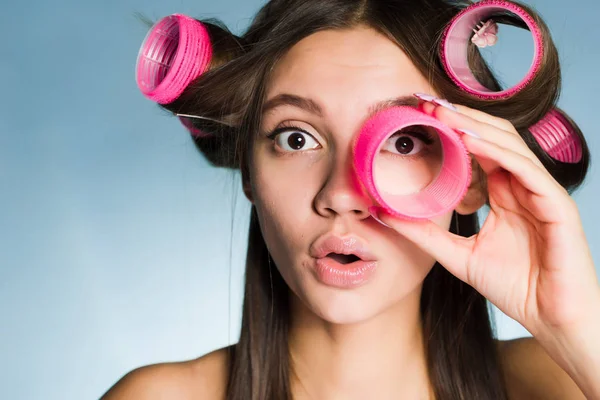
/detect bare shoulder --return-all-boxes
[495,337,585,399]
[100,346,232,400]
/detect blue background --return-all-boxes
[2,0,598,398]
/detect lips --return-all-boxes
[310,234,378,289]
[310,234,377,262]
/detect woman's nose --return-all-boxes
[313,155,371,220]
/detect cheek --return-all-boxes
[250,145,326,228]
[381,211,453,284]
[383,233,435,287]
[249,151,322,269]
[251,163,313,227]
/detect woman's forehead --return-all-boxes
[265,27,433,115]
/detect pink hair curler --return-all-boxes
[135,14,213,105]
[440,0,543,99]
[529,108,582,163]
[353,106,472,220]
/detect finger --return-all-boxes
[417,99,437,115]
[452,104,519,136]
[414,94,520,136]
[374,207,473,284]
[507,171,576,225]
[486,170,541,227]
[432,105,546,169]
[413,94,544,169]
[486,169,523,213]
[463,133,565,200]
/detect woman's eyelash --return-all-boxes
[395,128,435,145]
[265,124,310,140]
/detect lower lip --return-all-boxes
[314,257,378,289]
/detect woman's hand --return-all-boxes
[373,96,600,341]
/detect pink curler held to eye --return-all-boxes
[529,108,582,164]
[135,14,213,105]
[353,106,472,220]
[440,0,543,99]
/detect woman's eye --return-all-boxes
[273,129,320,152]
[382,133,427,156]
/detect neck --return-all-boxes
[288,285,434,400]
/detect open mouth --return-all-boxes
[326,253,361,265]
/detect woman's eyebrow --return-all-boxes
[262,94,419,118]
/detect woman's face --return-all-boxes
[249,26,453,324]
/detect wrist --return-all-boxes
[536,293,600,399]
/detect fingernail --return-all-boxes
[432,98,459,112]
[413,93,437,102]
[368,207,392,228]
[457,128,481,139]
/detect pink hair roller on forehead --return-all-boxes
[354,106,472,220]
[440,0,543,100]
[135,14,213,136]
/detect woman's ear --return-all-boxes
[455,159,487,215]
[241,165,254,203]
[243,182,254,203]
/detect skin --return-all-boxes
[102,26,599,400]
[246,26,478,398]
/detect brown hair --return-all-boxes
[156,0,590,398]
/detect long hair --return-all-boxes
[158,0,590,398]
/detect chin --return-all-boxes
[288,261,431,326]
[293,279,395,325]
[313,297,382,325]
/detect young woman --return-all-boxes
[103,0,600,398]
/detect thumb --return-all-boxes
[373,207,474,284]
